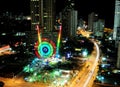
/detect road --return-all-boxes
[68,41,100,87]
[0,42,100,87]
[0,76,49,87]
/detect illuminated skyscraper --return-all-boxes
[30,0,56,32]
[114,0,120,69]
[117,41,120,68]
[113,0,120,41]
[61,0,78,37]
[93,19,105,38]
[88,12,98,32]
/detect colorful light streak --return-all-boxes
[56,25,62,57]
[0,45,11,53]
[38,41,53,58]
[35,25,57,58]
[34,38,56,58]
[36,25,41,44]
[83,41,100,87]
[35,24,62,58]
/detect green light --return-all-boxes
[38,41,54,58]
[53,70,61,76]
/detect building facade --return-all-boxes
[30,0,56,32]
[93,19,105,38]
[69,10,78,37]
[117,41,120,68]
[113,0,120,41]
[61,0,78,38]
[88,12,98,32]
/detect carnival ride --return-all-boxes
[23,24,70,84]
[22,22,93,87]
[34,24,62,59]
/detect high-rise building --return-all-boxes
[30,0,56,32]
[113,0,120,41]
[78,18,85,29]
[69,10,78,37]
[77,18,87,30]
[113,0,120,69]
[88,12,98,32]
[61,0,78,37]
[30,0,39,30]
[117,41,120,68]
[93,19,105,38]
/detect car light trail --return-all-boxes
[83,42,100,87]
[0,45,11,53]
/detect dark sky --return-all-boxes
[0,0,115,28]
[0,0,30,15]
[57,0,115,28]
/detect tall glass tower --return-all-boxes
[30,0,56,32]
[117,42,120,68]
[113,0,120,40]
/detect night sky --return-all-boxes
[57,0,115,28]
[0,0,30,15]
[0,0,115,28]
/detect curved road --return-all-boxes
[68,41,100,87]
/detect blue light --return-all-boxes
[102,57,106,61]
[82,49,88,57]
[65,52,72,59]
[101,76,104,80]
[108,72,110,74]
[67,53,71,58]
[38,42,54,58]
[55,54,60,58]
[114,82,117,85]
[101,64,105,68]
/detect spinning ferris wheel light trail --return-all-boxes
[35,21,62,59]
[35,25,56,58]
[36,25,41,44]
[56,25,62,57]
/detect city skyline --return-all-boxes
[0,0,115,28]
[0,1,120,87]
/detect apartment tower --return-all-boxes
[30,0,56,32]
[113,0,120,41]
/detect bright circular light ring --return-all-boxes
[34,38,56,58]
[39,44,51,56]
[38,41,54,58]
